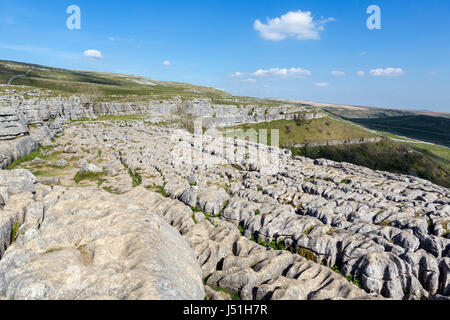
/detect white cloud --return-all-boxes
[83,49,103,60]
[241,78,257,83]
[315,82,329,87]
[331,70,345,77]
[229,71,245,78]
[370,68,404,77]
[356,70,365,77]
[254,10,334,41]
[252,67,312,78]
[162,60,172,67]
[230,67,311,79]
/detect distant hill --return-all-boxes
[350,115,450,148]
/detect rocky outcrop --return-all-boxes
[294,137,383,148]
[0,184,205,300]
[1,91,323,127]
[90,122,446,300]
[0,108,28,140]
[0,98,448,300]
[0,136,38,169]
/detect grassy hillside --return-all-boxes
[225,117,449,188]
[289,139,450,188]
[226,117,378,147]
[319,103,449,119]
[322,105,413,119]
[0,60,306,108]
[351,115,450,148]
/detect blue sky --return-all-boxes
[0,0,449,112]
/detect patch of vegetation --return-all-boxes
[44,247,64,254]
[297,247,317,262]
[351,115,450,148]
[256,238,286,251]
[378,219,392,227]
[30,169,60,177]
[226,117,376,148]
[74,171,105,184]
[10,222,21,244]
[128,169,142,187]
[303,226,315,235]
[147,184,169,198]
[6,147,61,170]
[330,265,362,288]
[102,186,122,194]
[231,164,242,171]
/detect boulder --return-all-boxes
[0,189,205,300]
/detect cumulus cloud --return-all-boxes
[253,67,311,77]
[315,82,329,87]
[331,70,345,77]
[230,67,311,79]
[83,49,103,60]
[162,60,172,67]
[254,10,334,41]
[229,71,245,78]
[356,71,365,77]
[370,68,404,77]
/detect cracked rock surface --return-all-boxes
[0,119,449,300]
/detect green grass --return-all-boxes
[31,169,62,177]
[102,186,122,194]
[297,247,317,262]
[147,185,169,197]
[330,265,362,289]
[128,169,142,187]
[400,142,450,174]
[6,147,62,170]
[10,222,21,244]
[226,117,377,147]
[350,115,450,148]
[74,171,105,184]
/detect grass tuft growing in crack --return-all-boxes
[128,168,142,187]
[10,222,21,244]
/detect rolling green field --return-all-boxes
[350,115,450,148]
[226,117,377,147]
